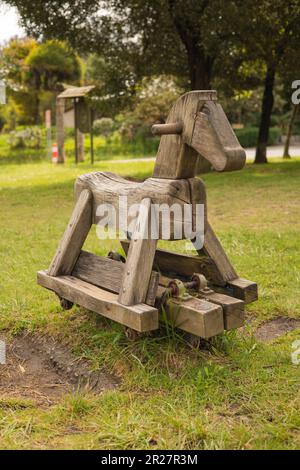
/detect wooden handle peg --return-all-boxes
[151,122,183,136]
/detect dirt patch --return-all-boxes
[255,317,300,343]
[0,333,118,406]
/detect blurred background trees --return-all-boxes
[1,0,300,161]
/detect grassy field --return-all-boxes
[0,156,300,449]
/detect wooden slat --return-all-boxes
[72,250,159,306]
[165,296,224,339]
[121,240,225,286]
[37,271,158,332]
[119,198,157,306]
[48,189,92,277]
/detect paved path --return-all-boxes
[110,145,300,164]
[245,145,300,161]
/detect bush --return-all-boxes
[8,127,42,149]
[93,118,114,137]
[235,126,281,147]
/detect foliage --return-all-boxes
[118,75,182,143]
[93,118,114,137]
[235,126,281,148]
[0,37,82,125]
[8,127,42,149]
[24,40,82,92]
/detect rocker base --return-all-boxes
[37,270,159,332]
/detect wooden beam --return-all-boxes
[157,274,244,330]
[197,291,244,330]
[119,198,157,306]
[72,250,159,306]
[37,271,158,332]
[219,278,258,304]
[165,296,224,339]
[121,239,225,286]
[48,189,92,277]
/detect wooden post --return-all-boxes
[77,128,85,162]
[74,99,79,164]
[118,198,157,306]
[56,97,65,164]
[90,108,94,164]
[48,189,92,277]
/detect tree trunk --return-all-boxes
[185,42,213,89]
[34,92,40,125]
[254,66,276,164]
[56,97,65,164]
[283,104,299,159]
[167,0,213,90]
[77,129,85,162]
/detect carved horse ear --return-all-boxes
[152,90,246,175]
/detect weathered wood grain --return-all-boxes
[48,189,92,277]
[37,270,158,332]
[191,101,246,172]
[166,296,224,339]
[153,91,216,179]
[197,291,244,330]
[121,240,225,286]
[225,278,258,304]
[118,198,157,306]
[72,250,159,306]
[75,172,207,239]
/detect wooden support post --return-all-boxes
[77,128,84,162]
[56,97,65,163]
[74,99,79,164]
[90,108,94,164]
[118,198,157,306]
[195,222,237,282]
[48,189,92,276]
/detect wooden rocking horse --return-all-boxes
[38,91,257,340]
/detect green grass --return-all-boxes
[0,157,300,449]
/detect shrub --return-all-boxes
[93,118,114,137]
[235,126,281,147]
[8,127,42,149]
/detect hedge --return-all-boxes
[235,126,281,148]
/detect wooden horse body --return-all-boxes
[38,91,257,340]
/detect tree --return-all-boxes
[5,0,229,90]
[215,0,300,163]
[0,37,37,125]
[24,40,82,123]
[283,104,299,159]
[0,37,82,124]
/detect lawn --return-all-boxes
[0,156,300,449]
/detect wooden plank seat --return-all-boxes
[74,171,207,239]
